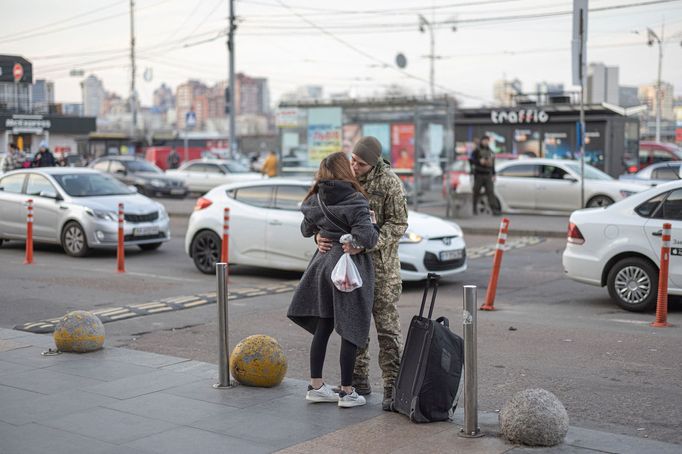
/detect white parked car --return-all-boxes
[0,168,170,256]
[563,180,682,311]
[185,179,467,281]
[457,158,648,212]
[166,159,260,193]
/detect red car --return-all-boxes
[624,141,682,173]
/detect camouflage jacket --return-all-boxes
[357,158,408,279]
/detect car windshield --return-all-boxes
[54,173,136,197]
[221,161,250,173]
[125,159,162,173]
[565,163,613,181]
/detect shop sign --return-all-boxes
[491,109,549,124]
[5,115,51,133]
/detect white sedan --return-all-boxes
[185,179,467,281]
[457,158,648,213]
[166,159,261,193]
[563,180,682,311]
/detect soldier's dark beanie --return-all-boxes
[352,136,382,166]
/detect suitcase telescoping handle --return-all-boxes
[418,273,441,319]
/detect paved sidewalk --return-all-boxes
[1,328,679,454]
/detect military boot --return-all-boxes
[382,385,394,412]
[352,376,372,396]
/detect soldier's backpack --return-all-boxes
[391,273,464,423]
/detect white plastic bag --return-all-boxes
[331,234,362,292]
[331,253,363,292]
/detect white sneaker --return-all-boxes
[306,383,339,403]
[338,388,366,408]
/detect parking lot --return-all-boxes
[1,210,681,445]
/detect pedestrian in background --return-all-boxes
[2,143,19,173]
[167,148,180,169]
[317,136,409,411]
[31,141,56,168]
[288,151,379,408]
[470,135,500,215]
[261,150,278,177]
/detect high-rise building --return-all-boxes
[207,80,228,119]
[586,63,619,104]
[619,86,640,107]
[176,80,208,129]
[153,83,175,113]
[81,75,106,117]
[0,55,33,113]
[235,73,270,115]
[101,92,127,116]
[639,82,675,121]
[32,79,54,114]
[493,78,522,107]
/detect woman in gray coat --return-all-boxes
[288,152,378,408]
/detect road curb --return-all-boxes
[460,226,566,238]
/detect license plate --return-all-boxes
[133,226,159,236]
[440,249,463,261]
[170,188,185,194]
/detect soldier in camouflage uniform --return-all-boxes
[317,136,408,411]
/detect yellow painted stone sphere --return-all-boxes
[53,310,105,353]
[229,335,287,387]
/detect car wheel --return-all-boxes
[607,257,658,312]
[61,221,90,257]
[138,242,162,251]
[191,230,221,274]
[586,195,614,208]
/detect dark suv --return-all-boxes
[90,155,188,198]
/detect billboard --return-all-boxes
[342,124,361,154]
[0,55,33,84]
[307,107,342,165]
[390,123,415,169]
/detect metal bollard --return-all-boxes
[214,262,231,388]
[459,285,483,438]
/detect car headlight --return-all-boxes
[619,190,636,198]
[158,205,169,220]
[400,230,423,243]
[86,208,118,222]
[150,179,166,188]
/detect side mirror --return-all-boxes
[39,189,60,199]
[128,185,139,193]
[564,174,578,183]
[115,168,127,176]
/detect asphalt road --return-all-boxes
[1,216,681,445]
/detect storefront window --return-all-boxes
[513,129,540,157]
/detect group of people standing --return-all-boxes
[2,141,60,173]
[287,136,408,409]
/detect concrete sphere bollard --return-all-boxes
[229,335,287,387]
[499,388,569,447]
[53,310,105,353]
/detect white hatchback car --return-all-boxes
[457,158,648,213]
[166,159,261,193]
[185,179,467,281]
[563,180,682,311]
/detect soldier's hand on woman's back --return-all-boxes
[316,234,333,253]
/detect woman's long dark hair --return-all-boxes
[304,151,368,201]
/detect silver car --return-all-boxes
[0,168,170,256]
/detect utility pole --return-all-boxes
[228,0,237,158]
[646,24,664,142]
[418,13,456,99]
[129,0,137,149]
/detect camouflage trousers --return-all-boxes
[353,277,403,388]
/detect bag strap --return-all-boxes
[317,193,351,234]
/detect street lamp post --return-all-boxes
[646,26,663,142]
[418,14,456,99]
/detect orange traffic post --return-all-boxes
[117,203,125,273]
[221,207,230,264]
[652,222,672,327]
[24,199,34,265]
[481,217,510,311]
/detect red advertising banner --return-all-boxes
[676,128,682,144]
[390,123,415,169]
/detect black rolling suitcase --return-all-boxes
[392,273,464,423]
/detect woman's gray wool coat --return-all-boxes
[287,180,379,348]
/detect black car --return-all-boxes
[90,155,189,198]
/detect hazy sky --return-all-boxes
[2,0,682,107]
